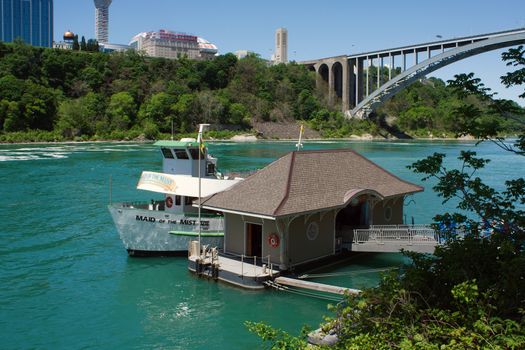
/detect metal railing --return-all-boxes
[353,225,438,245]
[239,254,274,279]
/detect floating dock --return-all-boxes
[187,243,366,296]
[188,244,279,289]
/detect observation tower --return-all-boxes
[94,0,112,43]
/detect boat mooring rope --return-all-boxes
[298,267,398,280]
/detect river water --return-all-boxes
[0,139,522,349]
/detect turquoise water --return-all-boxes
[0,140,522,349]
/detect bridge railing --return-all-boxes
[353,225,438,245]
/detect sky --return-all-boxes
[54,0,525,105]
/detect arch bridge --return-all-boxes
[301,28,525,118]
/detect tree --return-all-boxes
[137,92,177,131]
[80,66,103,91]
[195,90,225,125]
[1,100,21,131]
[172,93,196,133]
[107,92,136,130]
[80,36,87,51]
[295,89,319,120]
[86,39,99,52]
[72,35,79,51]
[56,94,99,137]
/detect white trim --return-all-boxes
[223,212,228,252]
[201,206,276,221]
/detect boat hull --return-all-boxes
[108,204,224,254]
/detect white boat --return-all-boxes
[108,137,241,256]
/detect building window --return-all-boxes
[184,196,193,205]
[175,195,181,206]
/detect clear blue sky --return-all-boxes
[55,0,525,104]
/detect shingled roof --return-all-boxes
[201,149,423,218]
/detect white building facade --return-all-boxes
[129,29,217,60]
[274,27,288,64]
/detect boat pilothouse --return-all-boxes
[108,137,242,256]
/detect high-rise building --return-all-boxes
[274,27,288,64]
[93,0,111,43]
[0,0,53,47]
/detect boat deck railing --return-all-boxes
[112,201,222,218]
[117,200,165,210]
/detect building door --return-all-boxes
[245,223,262,257]
[336,198,369,245]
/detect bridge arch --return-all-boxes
[332,61,343,101]
[318,63,329,83]
[300,28,525,118]
[350,31,525,118]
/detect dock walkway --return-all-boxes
[188,251,279,290]
[274,277,360,295]
[348,224,438,253]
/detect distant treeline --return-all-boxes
[0,40,321,141]
[0,41,523,142]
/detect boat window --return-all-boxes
[173,149,189,159]
[175,195,181,206]
[161,148,174,159]
[185,196,194,205]
[188,148,204,160]
[206,163,215,175]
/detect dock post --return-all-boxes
[254,256,257,277]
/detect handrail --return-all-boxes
[353,225,438,245]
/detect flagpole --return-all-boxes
[197,123,210,256]
[296,124,304,151]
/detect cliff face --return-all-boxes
[252,121,321,139]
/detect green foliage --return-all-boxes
[107,92,136,130]
[308,108,379,138]
[245,322,308,350]
[380,75,525,138]
[0,129,63,143]
[1,41,523,143]
[501,45,525,98]
[0,42,328,141]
